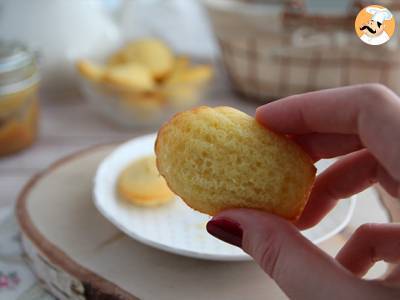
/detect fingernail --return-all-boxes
[206,218,243,247]
[255,105,267,115]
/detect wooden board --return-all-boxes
[16,145,290,299]
[14,145,381,299]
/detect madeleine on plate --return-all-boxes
[117,155,175,206]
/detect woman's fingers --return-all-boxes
[385,265,400,283]
[256,84,400,181]
[376,167,400,200]
[207,209,400,299]
[297,149,400,229]
[292,133,363,161]
[207,209,365,300]
[297,150,378,229]
[336,223,400,277]
[256,84,398,135]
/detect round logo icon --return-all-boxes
[355,5,395,46]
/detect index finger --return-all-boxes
[256,84,400,180]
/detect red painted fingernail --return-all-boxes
[206,218,243,247]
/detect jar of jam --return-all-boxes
[0,41,40,156]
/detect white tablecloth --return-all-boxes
[0,207,53,300]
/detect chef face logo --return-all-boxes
[355,5,395,45]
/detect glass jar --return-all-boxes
[0,41,40,156]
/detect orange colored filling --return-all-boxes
[0,87,39,156]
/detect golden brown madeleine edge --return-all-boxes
[256,119,317,221]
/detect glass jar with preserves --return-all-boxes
[0,41,40,156]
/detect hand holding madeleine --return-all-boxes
[207,84,400,300]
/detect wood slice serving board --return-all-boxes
[16,145,347,300]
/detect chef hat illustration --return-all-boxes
[366,6,393,24]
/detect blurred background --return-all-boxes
[0,0,399,211]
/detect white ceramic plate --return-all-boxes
[94,133,356,261]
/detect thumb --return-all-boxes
[206,209,365,300]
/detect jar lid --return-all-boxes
[0,40,39,95]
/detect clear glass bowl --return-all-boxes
[78,71,210,128]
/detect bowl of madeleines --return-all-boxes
[94,106,356,261]
[76,38,213,128]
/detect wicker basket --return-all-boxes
[203,0,400,101]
